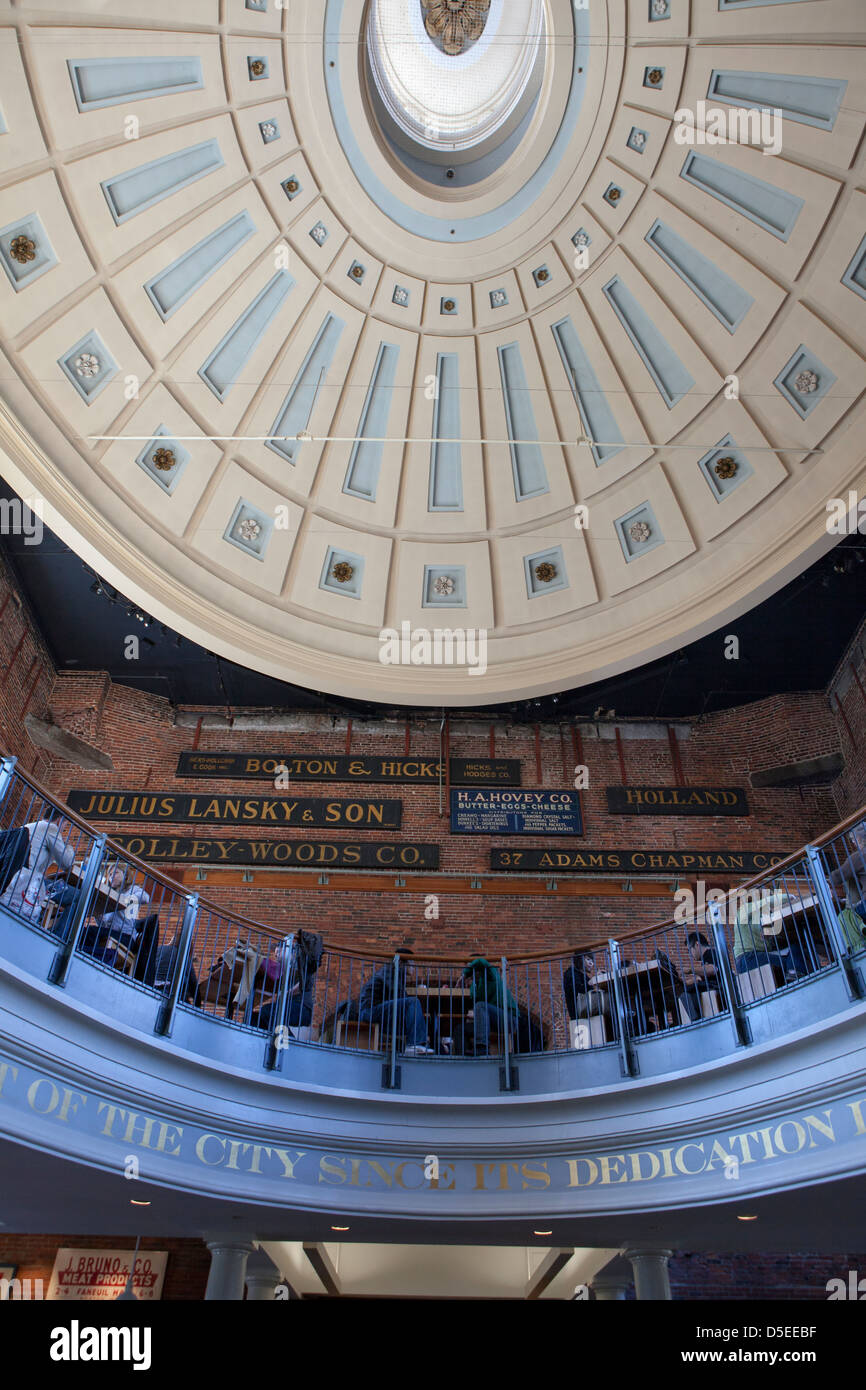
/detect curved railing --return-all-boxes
[0,755,863,1080]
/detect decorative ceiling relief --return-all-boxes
[421,0,491,57]
[0,2,863,705]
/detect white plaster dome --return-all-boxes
[0,0,863,706]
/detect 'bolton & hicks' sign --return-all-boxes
[176,753,521,786]
[67,792,401,829]
[606,786,750,816]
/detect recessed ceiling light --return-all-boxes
[533,1229,553,1236]
[331,1225,349,1231]
[130,1200,151,1206]
[737,1214,758,1221]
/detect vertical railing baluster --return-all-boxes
[708,901,751,1047]
[0,756,17,810]
[805,845,862,1001]
[49,834,106,987]
[384,951,400,1089]
[608,939,637,1077]
[500,955,517,1091]
[155,893,199,1037]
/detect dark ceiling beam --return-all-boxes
[525,1248,575,1300]
[303,1242,341,1296]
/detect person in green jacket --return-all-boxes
[837,906,866,955]
[461,956,518,1056]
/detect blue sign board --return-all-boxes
[450,788,583,836]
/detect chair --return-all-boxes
[569,1015,608,1049]
[737,963,778,1004]
[334,1018,380,1051]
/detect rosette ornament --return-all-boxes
[422,0,491,56]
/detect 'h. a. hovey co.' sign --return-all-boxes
[67,791,401,828]
[451,789,583,835]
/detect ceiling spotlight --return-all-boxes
[330,1225,350,1231]
[130,1199,151,1206]
[89,579,105,596]
[737,1213,758,1221]
[533,1229,553,1236]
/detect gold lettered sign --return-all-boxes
[606,787,750,816]
[111,835,439,869]
[491,849,787,874]
[175,752,521,785]
[66,791,401,829]
[1,1053,863,1199]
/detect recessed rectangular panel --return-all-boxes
[707,69,846,129]
[645,219,754,333]
[429,352,463,510]
[680,151,804,241]
[268,313,345,464]
[343,342,399,501]
[144,211,255,319]
[551,317,624,464]
[101,139,224,224]
[68,56,204,111]
[497,342,549,500]
[602,276,695,408]
[198,270,293,401]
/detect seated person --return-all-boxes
[732,893,809,984]
[154,937,201,1005]
[679,931,720,1022]
[837,903,866,955]
[563,950,610,1024]
[461,956,518,1057]
[358,949,433,1056]
[96,865,159,985]
[0,810,75,925]
[250,930,321,1033]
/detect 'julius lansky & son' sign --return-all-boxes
[606,786,750,816]
[67,792,401,828]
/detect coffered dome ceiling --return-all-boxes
[0,0,864,704]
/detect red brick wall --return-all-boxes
[32,680,842,954]
[0,1234,209,1301]
[829,617,866,819]
[0,553,56,775]
[669,1250,866,1300]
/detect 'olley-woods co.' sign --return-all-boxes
[2,1053,865,1209]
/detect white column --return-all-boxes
[204,1240,255,1301]
[624,1247,673,1301]
[591,1273,631,1301]
[245,1251,282,1301]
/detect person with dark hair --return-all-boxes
[461,956,518,1057]
[358,948,433,1055]
[251,930,322,1033]
[679,931,720,1022]
[563,950,610,1024]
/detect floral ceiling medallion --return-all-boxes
[422,0,491,57]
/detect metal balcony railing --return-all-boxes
[0,755,863,1077]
